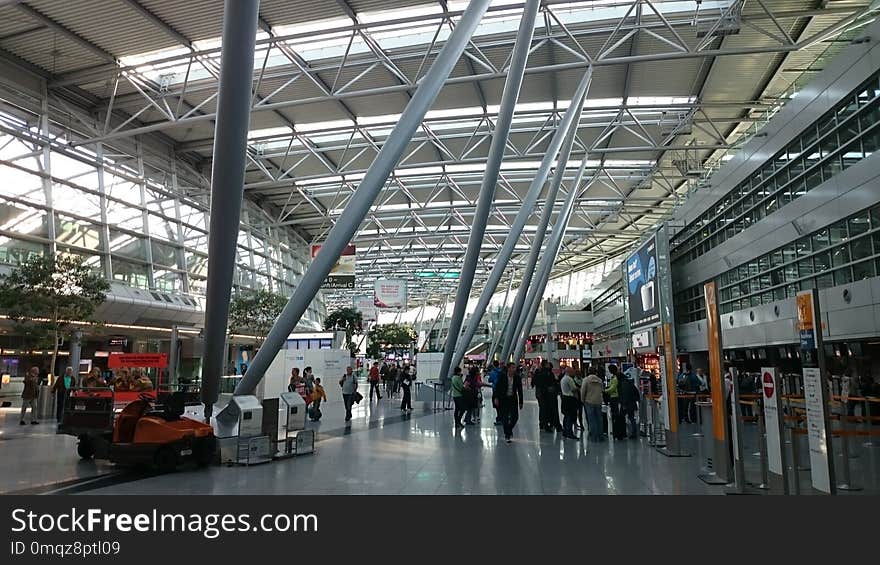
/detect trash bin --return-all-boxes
[37,384,55,421]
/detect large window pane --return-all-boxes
[53,183,101,216]
[0,236,46,265]
[112,259,149,290]
[58,246,103,274]
[150,239,179,268]
[147,214,177,242]
[832,244,851,268]
[108,229,147,261]
[55,215,103,251]
[153,269,184,293]
[186,251,208,278]
[1,163,46,204]
[145,187,176,219]
[106,199,143,231]
[0,200,49,238]
[853,259,875,281]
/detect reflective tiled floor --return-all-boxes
[2,396,878,495]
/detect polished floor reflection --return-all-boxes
[2,396,878,495]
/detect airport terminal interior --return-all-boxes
[2,0,880,496]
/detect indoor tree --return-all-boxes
[366,323,417,359]
[228,288,287,348]
[323,306,363,357]
[0,254,109,378]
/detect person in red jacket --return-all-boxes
[368,362,382,401]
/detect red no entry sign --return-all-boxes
[763,372,775,399]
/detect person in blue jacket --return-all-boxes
[486,360,503,425]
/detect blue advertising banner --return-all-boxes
[626,235,660,331]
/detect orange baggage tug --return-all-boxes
[60,388,216,472]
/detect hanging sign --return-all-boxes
[374,279,407,310]
[353,294,378,322]
[312,243,356,289]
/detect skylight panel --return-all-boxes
[247,126,292,140]
[297,118,355,132]
[357,5,443,25]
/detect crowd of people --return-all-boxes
[16,365,157,425]
[472,359,643,444]
[310,356,655,445]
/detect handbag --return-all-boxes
[353,391,364,404]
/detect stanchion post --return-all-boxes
[837,399,861,491]
[756,400,769,490]
[726,367,748,494]
[863,398,874,448]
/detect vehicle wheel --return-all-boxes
[77,436,95,460]
[194,438,216,467]
[153,446,178,473]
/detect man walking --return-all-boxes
[339,366,358,422]
[495,363,523,444]
[20,366,40,425]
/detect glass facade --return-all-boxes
[674,204,880,320]
[591,278,627,344]
[671,71,880,264]
[0,98,324,326]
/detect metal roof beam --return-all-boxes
[121,0,194,48]
[15,3,117,64]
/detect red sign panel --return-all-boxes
[763,371,775,399]
[107,353,168,369]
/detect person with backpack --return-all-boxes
[309,378,327,421]
[368,362,383,401]
[619,368,641,439]
[303,366,315,398]
[339,366,358,422]
[560,366,580,440]
[605,365,625,440]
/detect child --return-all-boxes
[309,378,327,421]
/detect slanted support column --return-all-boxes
[451,64,595,370]
[501,72,592,361]
[221,0,493,419]
[512,162,597,362]
[200,0,261,419]
[438,0,540,382]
